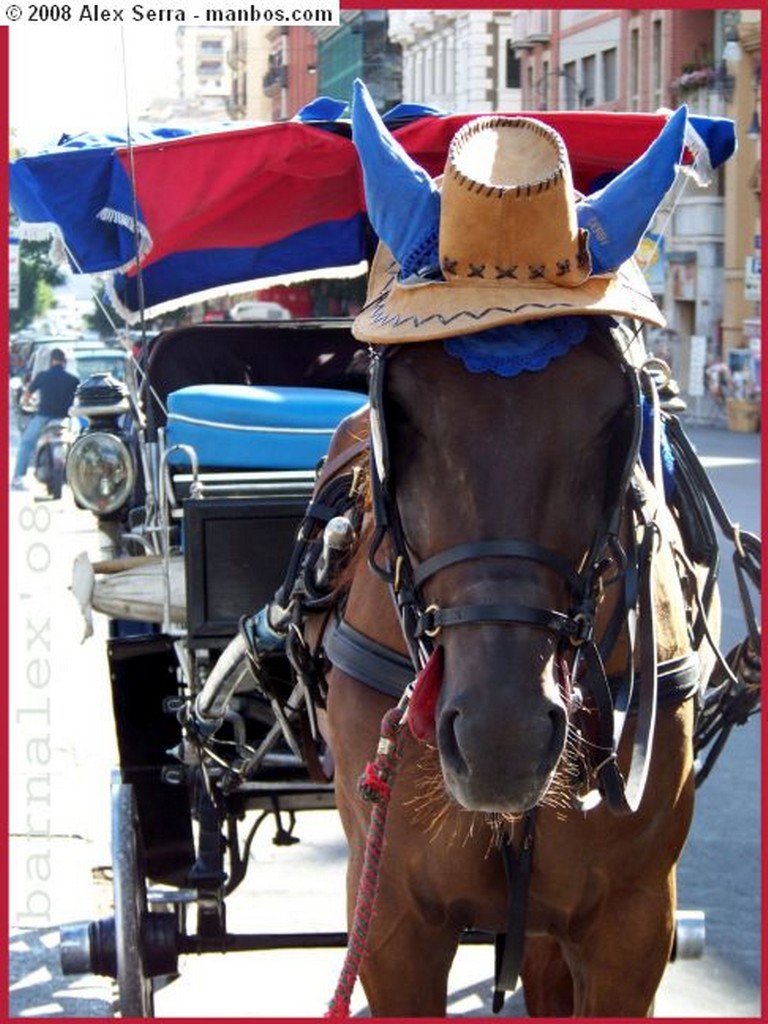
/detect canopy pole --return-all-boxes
[119,27,162,555]
[119,26,154,437]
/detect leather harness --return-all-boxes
[267,321,759,1010]
[361,325,679,817]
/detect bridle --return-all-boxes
[365,326,665,815]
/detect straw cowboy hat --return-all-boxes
[350,80,688,343]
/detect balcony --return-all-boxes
[510,10,550,48]
[262,64,288,94]
[671,64,717,92]
[198,40,224,55]
[197,59,224,78]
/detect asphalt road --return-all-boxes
[7,420,761,1018]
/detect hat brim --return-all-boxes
[352,243,666,343]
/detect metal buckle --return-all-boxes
[569,611,594,646]
[348,464,364,499]
[422,604,442,638]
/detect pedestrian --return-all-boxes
[11,348,80,489]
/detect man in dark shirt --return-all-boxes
[11,348,80,489]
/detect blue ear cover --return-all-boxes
[578,105,687,273]
[351,79,441,278]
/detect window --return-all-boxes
[541,60,550,110]
[582,54,596,106]
[505,40,521,89]
[437,39,446,95]
[652,19,662,109]
[446,39,455,97]
[563,60,579,110]
[602,47,617,102]
[629,28,640,109]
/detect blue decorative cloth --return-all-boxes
[640,394,676,499]
[294,97,348,122]
[444,317,590,377]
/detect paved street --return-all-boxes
[7,420,761,1018]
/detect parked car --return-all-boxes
[73,343,131,383]
[229,300,292,321]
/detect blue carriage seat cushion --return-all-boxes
[166,384,366,470]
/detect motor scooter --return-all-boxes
[14,386,78,500]
[34,416,77,500]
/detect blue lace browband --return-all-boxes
[443,317,590,377]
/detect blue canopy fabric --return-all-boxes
[9,106,736,322]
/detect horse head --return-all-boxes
[349,82,687,817]
[377,323,635,814]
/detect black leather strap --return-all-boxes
[493,810,536,1012]
[415,602,588,641]
[324,615,413,697]
[413,539,582,591]
[616,652,700,709]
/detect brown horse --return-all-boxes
[308,318,718,1017]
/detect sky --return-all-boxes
[9,23,179,153]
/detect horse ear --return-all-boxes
[351,79,441,276]
[577,105,688,274]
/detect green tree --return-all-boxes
[84,295,119,338]
[9,237,66,332]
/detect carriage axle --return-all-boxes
[60,909,705,980]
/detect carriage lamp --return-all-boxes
[67,373,136,515]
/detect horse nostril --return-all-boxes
[437,708,469,777]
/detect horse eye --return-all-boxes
[383,394,417,442]
[384,391,409,423]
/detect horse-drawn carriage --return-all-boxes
[10,85,761,1017]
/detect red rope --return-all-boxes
[326,705,405,1019]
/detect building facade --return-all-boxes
[140,27,237,124]
[720,11,761,391]
[389,8,761,407]
[259,13,402,121]
[316,11,401,114]
[176,26,234,116]
[228,27,280,121]
[262,26,319,121]
[389,9,522,113]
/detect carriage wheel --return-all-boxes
[112,780,155,1018]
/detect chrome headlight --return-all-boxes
[67,431,135,514]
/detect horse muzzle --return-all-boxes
[435,680,568,814]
